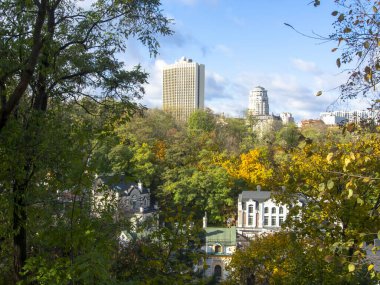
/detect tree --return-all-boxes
[227,232,371,285]
[274,133,380,281]
[188,109,217,133]
[311,0,380,103]
[275,123,302,150]
[218,148,275,189]
[0,0,172,131]
[0,1,172,282]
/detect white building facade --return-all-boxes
[320,110,380,125]
[163,57,205,122]
[248,86,269,116]
[237,189,289,239]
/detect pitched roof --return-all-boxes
[205,226,236,246]
[239,190,271,203]
[95,175,149,196]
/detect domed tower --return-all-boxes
[248,86,269,116]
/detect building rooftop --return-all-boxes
[238,190,271,203]
[204,226,236,246]
[95,175,150,196]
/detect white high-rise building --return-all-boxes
[163,57,205,121]
[248,86,269,116]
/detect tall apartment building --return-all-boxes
[163,57,205,121]
[248,86,269,116]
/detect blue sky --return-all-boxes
[123,0,371,122]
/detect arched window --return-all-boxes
[271,207,277,226]
[248,205,254,226]
[279,207,284,214]
[215,245,222,253]
[131,195,137,210]
[214,265,222,279]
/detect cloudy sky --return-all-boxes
[122,0,371,122]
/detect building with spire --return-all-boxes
[162,57,205,122]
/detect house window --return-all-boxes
[264,207,268,214]
[214,265,222,279]
[279,216,284,226]
[248,205,254,226]
[272,207,276,214]
[215,245,222,253]
[271,216,276,226]
[279,207,284,214]
[264,216,269,226]
[131,195,137,210]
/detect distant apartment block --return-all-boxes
[320,110,380,125]
[163,57,205,122]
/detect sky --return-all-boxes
[122,0,373,122]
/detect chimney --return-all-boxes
[138,181,143,191]
[203,212,207,229]
[257,185,261,192]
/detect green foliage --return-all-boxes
[275,123,302,150]
[227,232,372,285]
[188,109,217,133]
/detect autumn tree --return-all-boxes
[308,0,380,104]
[0,0,172,282]
[218,148,275,189]
[274,133,380,280]
[227,232,371,285]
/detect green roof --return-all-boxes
[205,226,236,246]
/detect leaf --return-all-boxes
[315,90,322,96]
[348,263,355,272]
[378,230,380,239]
[368,264,375,271]
[331,47,338,52]
[348,189,353,199]
[324,255,334,263]
[319,183,325,192]
[364,41,370,49]
[363,177,371,183]
[326,152,334,163]
[331,11,338,16]
[373,6,378,13]
[357,197,364,206]
[336,58,341,68]
[343,27,352,33]
[327,180,334,190]
[338,14,345,22]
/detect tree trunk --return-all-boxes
[12,182,27,283]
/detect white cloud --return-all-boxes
[292,58,320,74]
[142,59,169,108]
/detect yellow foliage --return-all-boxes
[153,140,166,161]
[219,149,274,188]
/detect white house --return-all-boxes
[237,187,289,239]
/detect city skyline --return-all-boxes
[121,1,376,122]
